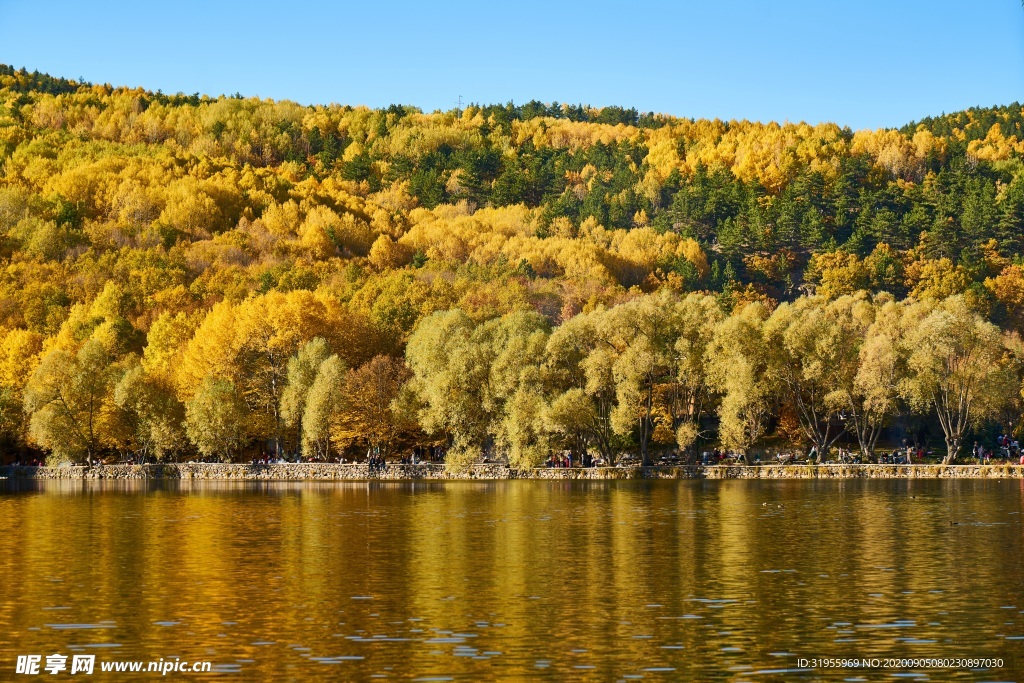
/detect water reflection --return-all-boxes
[0,479,1021,680]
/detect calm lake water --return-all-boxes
[0,479,1022,681]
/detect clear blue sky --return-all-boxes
[1,0,1021,130]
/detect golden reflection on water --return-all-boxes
[0,479,1022,681]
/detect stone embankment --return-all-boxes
[1,462,1022,480]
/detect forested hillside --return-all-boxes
[2,64,1023,466]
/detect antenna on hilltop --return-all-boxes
[457,95,463,110]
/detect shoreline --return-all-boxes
[2,462,1023,481]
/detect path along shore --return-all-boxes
[2,462,1023,480]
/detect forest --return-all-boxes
[1,64,1023,467]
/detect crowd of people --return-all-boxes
[5,457,45,467]
[545,454,573,468]
[543,453,609,468]
[973,435,1024,465]
[701,450,747,465]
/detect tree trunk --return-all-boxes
[639,382,654,467]
[943,436,960,465]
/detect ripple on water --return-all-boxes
[855,620,916,629]
[209,664,242,673]
[310,656,364,662]
[46,622,116,630]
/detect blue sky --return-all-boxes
[1,0,1021,130]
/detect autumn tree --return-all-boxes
[488,314,551,470]
[666,293,723,455]
[901,296,1015,464]
[185,376,247,461]
[280,338,332,456]
[114,360,186,461]
[336,355,413,460]
[24,339,118,464]
[302,355,346,460]
[708,302,774,462]
[602,296,679,466]
[405,310,490,469]
[405,309,549,470]
[849,296,907,459]
[540,389,591,461]
[763,294,871,462]
[544,310,620,465]
[593,291,721,466]
[0,329,43,448]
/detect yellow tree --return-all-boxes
[24,338,119,464]
[0,328,43,448]
[667,293,724,455]
[113,358,186,461]
[544,310,620,465]
[601,293,687,466]
[280,338,332,456]
[405,309,549,470]
[185,376,247,461]
[901,296,1016,463]
[178,291,342,456]
[336,355,413,460]
[302,355,346,460]
[234,291,337,455]
[763,294,871,462]
[850,296,907,459]
[985,264,1024,332]
[708,302,774,461]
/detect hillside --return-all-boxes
[1,65,1023,465]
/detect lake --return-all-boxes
[0,479,1022,681]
